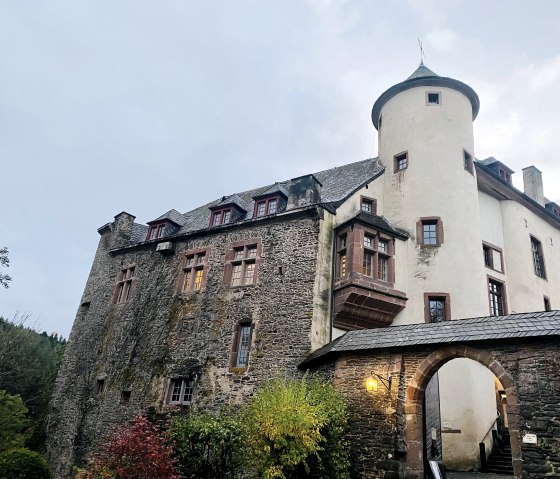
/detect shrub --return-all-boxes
[0,447,52,479]
[169,411,247,479]
[242,375,349,479]
[84,415,179,479]
[0,390,29,452]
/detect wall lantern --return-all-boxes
[365,372,391,392]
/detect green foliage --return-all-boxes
[0,447,52,479]
[169,411,247,479]
[0,391,29,452]
[0,316,66,451]
[242,375,349,479]
[0,247,11,289]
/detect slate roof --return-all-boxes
[149,209,188,226]
[406,63,439,80]
[300,311,560,367]
[149,157,384,237]
[213,194,251,212]
[130,223,149,244]
[337,211,409,240]
[254,183,289,199]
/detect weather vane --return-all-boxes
[418,38,426,65]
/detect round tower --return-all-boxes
[372,63,488,322]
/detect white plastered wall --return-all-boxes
[377,85,495,470]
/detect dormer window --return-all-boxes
[210,208,232,227]
[146,223,167,241]
[254,197,280,217]
[499,167,512,184]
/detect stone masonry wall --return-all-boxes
[47,210,324,478]
[323,339,560,479]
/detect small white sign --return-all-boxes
[523,433,537,444]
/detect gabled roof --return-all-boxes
[211,194,250,212]
[300,311,560,368]
[253,183,289,199]
[148,209,187,226]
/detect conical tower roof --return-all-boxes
[371,63,479,130]
[406,62,439,80]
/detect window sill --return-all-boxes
[228,284,255,290]
[229,367,248,374]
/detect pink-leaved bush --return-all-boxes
[82,415,179,479]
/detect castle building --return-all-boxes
[47,64,560,478]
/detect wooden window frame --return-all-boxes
[482,241,505,274]
[177,248,209,293]
[210,208,233,227]
[224,239,263,288]
[113,265,136,304]
[336,233,348,279]
[463,149,474,174]
[530,235,547,280]
[488,275,508,316]
[335,226,395,285]
[393,151,408,173]
[167,377,195,406]
[146,222,167,241]
[254,196,280,218]
[230,321,254,371]
[417,217,444,247]
[360,196,377,215]
[424,293,451,323]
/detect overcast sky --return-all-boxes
[1,0,559,337]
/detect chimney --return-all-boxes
[522,166,545,206]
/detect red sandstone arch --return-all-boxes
[404,345,521,479]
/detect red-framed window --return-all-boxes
[146,223,167,240]
[231,322,254,369]
[178,248,209,292]
[210,208,233,227]
[254,197,279,218]
[113,266,136,304]
[224,239,263,287]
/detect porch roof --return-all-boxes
[300,311,560,367]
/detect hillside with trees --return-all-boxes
[0,316,66,452]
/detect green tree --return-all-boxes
[242,375,349,479]
[169,411,247,479]
[0,247,11,289]
[0,391,29,452]
[0,317,66,451]
[0,448,52,479]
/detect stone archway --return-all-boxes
[404,345,522,479]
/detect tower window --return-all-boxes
[417,217,443,247]
[427,92,440,105]
[544,296,551,312]
[394,152,408,173]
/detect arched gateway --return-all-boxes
[301,311,560,479]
